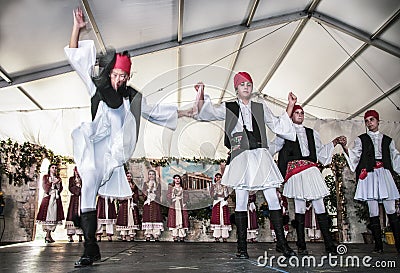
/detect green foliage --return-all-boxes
[130,156,226,167]
[354,200,369,223]
[0,138,74,186]
[324,174,337,214]
[188,206,212,221]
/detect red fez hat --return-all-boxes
[113,53,131,75]
[364,110,379,121]
[234,72,253,89]
[291,104,303,117]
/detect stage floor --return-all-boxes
[0,240,399,273]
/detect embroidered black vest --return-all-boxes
[277,127,317,177]
[355,133,393,180]
[224,101,267,150]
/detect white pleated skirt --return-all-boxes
[221,148,283,190]
[73,101,135,204]
[354,168,400,201]
[283,166,330,200]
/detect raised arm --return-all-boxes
[69,7,87,48]
[194,82,205,114]
[286,92,297,116]
[177,82,205,118]
[315,132,346,165]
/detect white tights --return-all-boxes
[367,200,396,217]
[235,188,281,211]
[294,198,326,214]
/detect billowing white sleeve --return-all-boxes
[268,136,285,156]
[314,130,335,166]
[390,140,400,174]
[64,40,97,97]
[343,137,362,172]
[141,97,178,130]
[262,102,295,141]
[196,95,226,121]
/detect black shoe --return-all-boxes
[270,210,297,258]
[236,250,249,259]
[235,211,249,259]
[368,216,383,254]
[372,248,383,254]
[316,213,337,255]
[297,247,309,255]
[276,244,297,257]
[294,213,308,255]
[74,254,101,268]
[74,256,94,267]
[77,211,101,267]
[325,244,338,254]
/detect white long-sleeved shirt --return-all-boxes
[197,95,296,142]
[268,124,334,166]
[344,130,400,174]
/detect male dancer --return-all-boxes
[66,8,180,267]
[343,110,400,253]
[269,104,345,254]
[187,72,297,258]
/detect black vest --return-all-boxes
[355,133,393,180]
[277,127,317,177]
[91,85,142,143]
[224,101,267,150]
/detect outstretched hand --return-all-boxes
[178,108,195,118]
[73,7,87,30]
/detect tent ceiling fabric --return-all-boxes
[0,0,399,157]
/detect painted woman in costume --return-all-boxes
[167,174,189,242]
[142,170,164,241]
[36,164,64,243]
[65,167,83,243]
[210,172,231,242]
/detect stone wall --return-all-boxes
[0,173,39,242]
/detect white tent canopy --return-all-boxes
[0,0,399,157]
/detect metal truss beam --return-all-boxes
[0,11,306,89]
